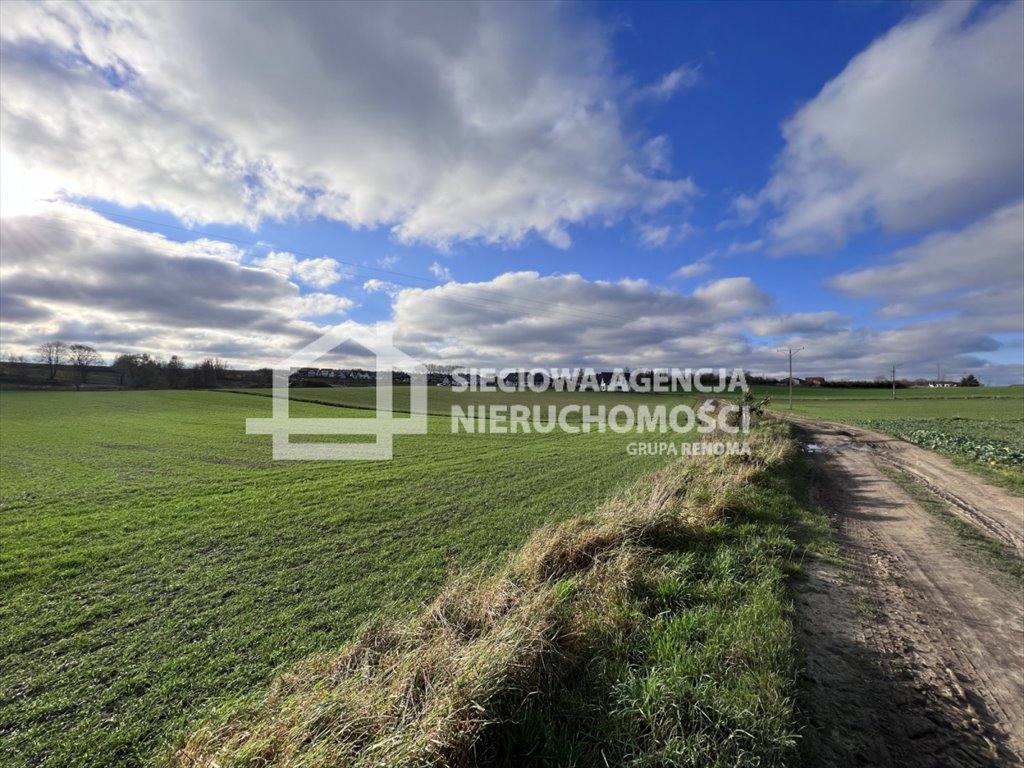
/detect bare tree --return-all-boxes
[36,340,67,380]
[191,357,224,388]
[67,344,103,386]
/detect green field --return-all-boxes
[281,383,706,415]
[0,390,682,766]
[3,383,1020,766]
[753,386,1024,492]
[750,384,1021,400]
[286,382,1024,492]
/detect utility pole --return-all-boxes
[936,363,941,385]
[776,347,804,410]
[891,364,897,401]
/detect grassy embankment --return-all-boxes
[172,408,825,767]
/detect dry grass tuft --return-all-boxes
[171,416,791,768]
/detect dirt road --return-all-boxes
[790,417,1024,767]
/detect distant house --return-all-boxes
[804,376,826,386]
[779,377,803,386]
[928,380,958,388]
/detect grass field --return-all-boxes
[0,390,681,766]
[172,416,821,768]
[754,386,1024,492]
[281,383,706,416]
[749,384,1021,400]
[3,383,1019,766]
[286,382,1024,491]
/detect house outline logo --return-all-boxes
[246,325,428,460]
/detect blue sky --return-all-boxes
[1,1,1022,382]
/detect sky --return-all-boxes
[0,0,1022,383]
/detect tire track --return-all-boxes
[792,419,1024,767]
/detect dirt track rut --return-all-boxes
[790,418,1024,767]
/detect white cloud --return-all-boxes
[380,271,1018,382]
[633,65,702,102]
[746,311,850,337]
[668,238,761,279]
[670,262,711,279]
[829,200,1024,333]
[725,239,762,256]
[746,1,1024,252]
[256,252,348,288]
[0,204,339,365]
[362,279,403,297]
[639,221,695,248]
[296,292,354,317]
[1,210,1016,382]
[385,271,771,367]
[692,277,772,318]
[429,261,453,282]
[640,225,672,248]
[639,135,673,175]
[0,1,696,248]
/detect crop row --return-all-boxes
[863,419,1024,467]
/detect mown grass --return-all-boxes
[0,390,677,767]
[172,417,822,768]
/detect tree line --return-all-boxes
[29,340,252,389]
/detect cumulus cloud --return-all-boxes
[745,1,1024,252]
[256,251,349,288]
[1,209,1015,382]
[374,274,1007,385]
[376,272,1016,383]
[383,271,770,368]
[0,1,696,247]
[0,204,344,364]
[746,311,850,337]
[830,200,1024,334]
[745,324,1006,383]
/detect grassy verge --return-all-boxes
[880,465,1024,588]
[172,418,821,767]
